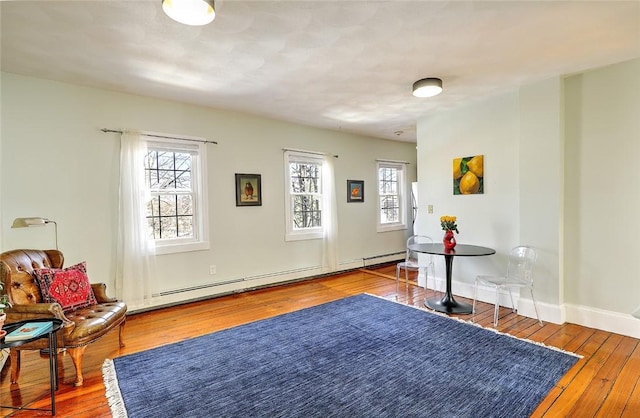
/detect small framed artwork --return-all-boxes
[347,180,364,202]
[453,155,484,195]
[235,173,262,206]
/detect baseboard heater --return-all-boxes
[154,252,404,298]
[154,265,321,297]
[362,251,404,267]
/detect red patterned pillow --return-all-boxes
[33,262,98,312]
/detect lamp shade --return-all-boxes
[11,217,51,228]
[412,78,443,98]
[162,0,215,26]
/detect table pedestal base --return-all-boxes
[425,296,473,314]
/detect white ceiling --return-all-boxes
[1,1,639,142]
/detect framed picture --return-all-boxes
[453,155,484,195]
[347,180,364,202]
[235,174,262,206]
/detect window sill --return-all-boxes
[155,241,210,255]
[377,224,407,233]
[285,231,323,242]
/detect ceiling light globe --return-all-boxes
[162,0,215,26]
[412,78,443,98]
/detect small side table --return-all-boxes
[408,243,496,314]
[1,318,63,416]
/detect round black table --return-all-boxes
[1,318,63,415]
[407,243,496,314]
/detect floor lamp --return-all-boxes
[11,217,58,249]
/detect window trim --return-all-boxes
[376,161,408,233]
[146,138,210,255]
[284,150,324,241]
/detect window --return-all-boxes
[377,161,407,232]
[144,139,209,254]
[285,151,324,241]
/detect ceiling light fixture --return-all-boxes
[162,0,215,26]
[412,78,443,98]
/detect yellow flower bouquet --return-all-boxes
[440,215,459,234]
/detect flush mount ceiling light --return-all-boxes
[412,78,443,98]
[162,0,215,26]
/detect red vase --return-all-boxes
[443,230,456,251]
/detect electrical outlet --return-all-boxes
[428,205,433,214]
[209,265,216,275]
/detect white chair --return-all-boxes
[472,246,542,327]
[396,235,436,297]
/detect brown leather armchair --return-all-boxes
[0,249,127,386]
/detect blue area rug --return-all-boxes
[103,294,580,417]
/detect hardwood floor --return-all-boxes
[1,264,639,417]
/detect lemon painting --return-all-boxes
[453,155,484,195]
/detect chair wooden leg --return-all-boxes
[119,321,126,348]
[9,349,21,384]
[68,346,87,387]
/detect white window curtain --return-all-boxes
[322,156,338,273]
[116,132,156,309]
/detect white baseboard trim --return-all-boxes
[564,303,640,340]
[441,278,640,339]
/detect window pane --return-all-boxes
[157,151,174,170]
[146,151,192,190]
[146,194,196,239]
[384,179,398,194]
[159,195,177,216]
[292,195,321,229]
[147,197,158,217]
[379,167,398,194]
[148,217,160,239]
[174,153,190,170]
[177,195,193,216]
[157,169,175,189]
[160,216,177,238]
[174,170,191,189]
[177,215,193,237]
[146,168,159,189]
[145,151,158,169]
[285,152,325,240]
[143,140,207,249]
[145,150,196,239]
[380,196,399,223]
[290,163,320,193]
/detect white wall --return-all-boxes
[564,59,640,334]
[0,72,417,309]
[416,92,520,291]
[416,58,640,338]
[519,78,563,307]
